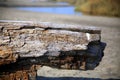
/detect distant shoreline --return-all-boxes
[0,1,71,7]
[0,7,120,27]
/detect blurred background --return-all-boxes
[0,0,120,79]
[0,0,120,17]
[55,0,120,17]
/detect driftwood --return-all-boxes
[0,20,105,80]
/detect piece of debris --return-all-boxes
[0,20,106,80]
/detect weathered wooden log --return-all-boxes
[0,20,105,80]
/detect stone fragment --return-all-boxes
[0,20,105,80]
[0,20,101,58]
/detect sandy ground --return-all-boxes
[0,7,120,79]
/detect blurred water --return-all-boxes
[16,6,82,15]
